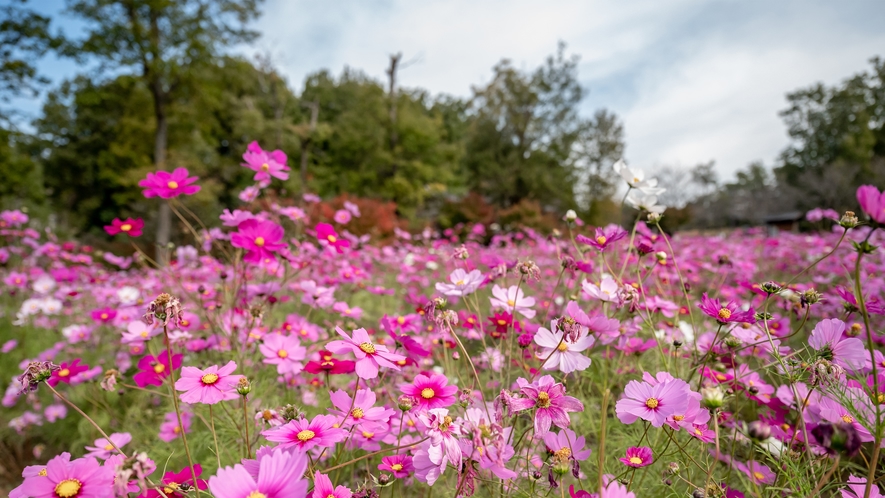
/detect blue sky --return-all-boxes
[9,0,885,178]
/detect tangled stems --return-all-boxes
[654,220,698,349]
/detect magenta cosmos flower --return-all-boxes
[133,350,182,387]
[208,447,308,498]
[326,327,405,379]
[329,388,395,427]
[15,452,114,498]
[616,377,690,427]
[400,373,458,411]
[48,359,90,387]
[316,222,350,253]
[104,217,143,237]
[576,223,627,251]
[139,167,200,198]
[311,472,352,498]
[698,293,755,324]
[83,432,131,460]
[857,185,885,223]
[241,141,290,182]
[619,446,653,468]
[230,219,286,264]
[261,414,346,451]
[91,307,116,324]
[510,375,584,434]
[378,454,414,478]
[259,334,306,374]
[143,464,208,498]
[175,361,244,404]
[159,411,192,442]
[809,318,867,371]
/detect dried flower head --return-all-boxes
[143,293,184,328]
[17,361,59,395]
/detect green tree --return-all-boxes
[462,43,623,215]
[61,0,262,247]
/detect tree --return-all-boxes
[62,0,262,249]
[462,43,623,215]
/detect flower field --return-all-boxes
[2,145,885,498]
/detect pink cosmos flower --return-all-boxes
[841,474,885,498]
[534,325,594,374]
[615,377,690,427]
[809,318,867,371]
[435,269,484,297]
[378,454,414,478]
[219,209,256,227]
[104,217,144,237]
[311,472,352,498]
[329,388,395,427]
[4,271,27,288]
[143,465,208,498]
[261,414,346,451]
[16,452,114,498]
[139,167,200,198]
[316,223,350,253]
[48,359,90,387]
[582,277,620,303]
[230,219,286,264]
[489,284,536,319]
[344,200,361,216]
[857,184,885,223]
[133,350,181,387]
[698,293,755,324]
[209,447,308,498]
[326,327,406,379]
[159,411,192,442]
[619,446,653,468]
[259,334,306,374]
[91,307,117,324]
[122,320,159,345]
[418,408,462,469]
[510,375,584,434]
[543,428,592,461]
[576,224,627,251]
[333,209,352,224]
[175,361,244,404]
[83,432,131,460]
[332,301,363,320]
[241,141,290,182]
[736,460,775,485]
[400,373,459,411]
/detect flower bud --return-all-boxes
[647,212,663,224]
[565,209,577,222]
[672,340,683,348]
[760,281,782,294]
[518,333,534,349]
[397,395,415,411]
[655,251,668,263]
[754,312,772,322]
[800,288,822,306]
[552,460,570,476]
[701,386,725,409]
[747,420,771,442]
[847,323,862,337]
[667,462,680,475]
[236,377,252,396]
[724,335,742,349]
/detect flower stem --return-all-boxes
[242,396,252,459]
[209,404,221,469]
[163,326,200,496]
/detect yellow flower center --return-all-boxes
[537,391,552,409]
[351,408,364,419]
[391,463,403,471]
[362,430,374,438]
[507,299,516,307]
[164,483,179,494]
[201,373,219,385]
[55,479,82,498]
[327,235,337,243]
[645,397,659,409]
[153,363,166,374]
[120,223,132,232]
[695,428,703,435]
[261,163,270,171]
[841,414,855,423]
[557,342,569,352]
[167,181,179,189]
[38,468,47,476]
[397,316,405,325]
[673,415,685,421]
[421,388,435,399]
[359,342,376,354]
[629,456,643,465]
[554,447,572,460]
[173,426,181,434]
[878,393,885,404]
[254,237,265,247]
[715,373,727,381]
[455,279,465,285]
[753,471,765,481]
[101,313,108,319]
[596,235,607,245]
[440,415,454,431]
[277,349,288,358]
[296,429,316,442]
[717,308,732,320]
[140,331,148,338]
[58,368,70,377]
[247,492,267,498]
[104,443,114,451]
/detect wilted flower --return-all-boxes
[17,361,59,395]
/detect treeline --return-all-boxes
[0,0,883,239]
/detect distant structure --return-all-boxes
[762,211,803,235]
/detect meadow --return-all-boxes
[1,145,885,498]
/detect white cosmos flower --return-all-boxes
[613,159,666,195]
[626,190,666,214]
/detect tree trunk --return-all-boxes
[299,100,319,192]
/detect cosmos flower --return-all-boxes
[489,285,536,319]
[400,373,459,411]
[311,472,352,498]
[14,452,114,498]
[48,359,90,387]
[615,377,690,427]
[543,428,592,462]
[614,159,665,195]
[509,375,584,434]
[619,446,653,468]
[83,432,131,460]
[435,269,484,297]
[142,465,208,498]
[698,293,756,324]
[261,414,346,451]
[139,168,200,198]
[857,184,885,224]
[104,218,144,237]
[378,454,414,479]
[230,219,286,264]
[241,141,290,183]
[316,223,350,253]
[175,361,244,404]
[133,350,181,387]
[329,388,395,427]
[534,325,594,374]
[258,334,306,375]
[303,351,356,375]
[158,411,192,442]
[582,277,620,303]
[576,224,628,251]
[208,447,308,498]
[326,327,405,379]
[808,318,867,371]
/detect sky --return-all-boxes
[10,0,885,179]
